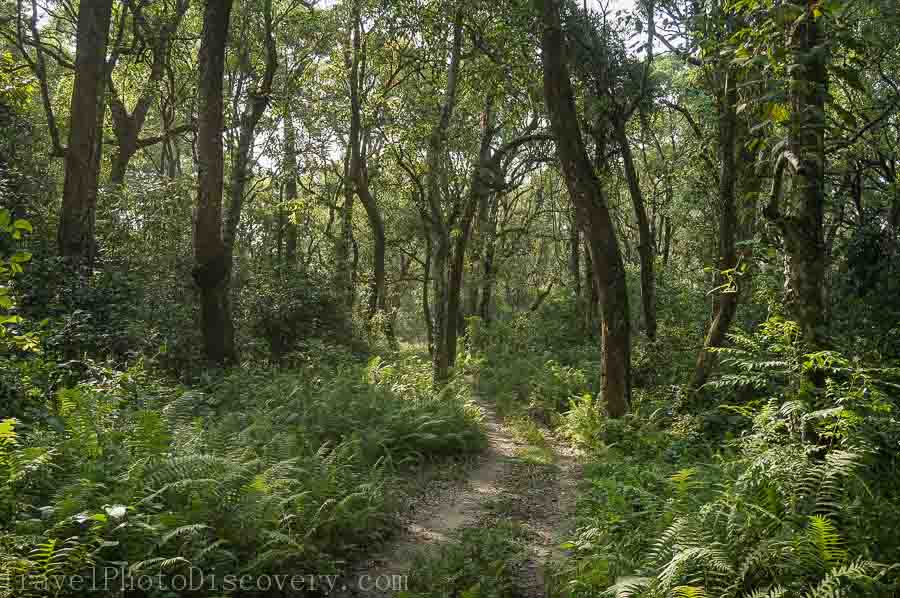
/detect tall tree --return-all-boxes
[283,101,300,263]
[653,0,762,388]
[570,4,657,341]
[223,0,278,264]
[344,0,387,323]
[764,0,828,347]
[539,0,631,417]
[426,10,463,384]
[192,0,235,365]
[693,72,740,389]
[57,0,114,268]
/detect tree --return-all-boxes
[577,3,658,342]
[539,0,631,417]
[282,101,300,263]
[106,0,191,185]
[192,0,235,365]
[425,9,463,384]
[763,0,829,348]
[223,0,278,269]
[56,0,114,268]
[653,0,763,388]
[344,0,387,324]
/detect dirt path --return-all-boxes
[337,398,581,597]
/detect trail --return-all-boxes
[337,396,581,597]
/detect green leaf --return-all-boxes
[13,219,32,233]
[768,103,789,123]
[0,418,18,445]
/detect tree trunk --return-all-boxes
[431,230,451,380]
[569,207,582,320]
[540,0,631,417]
[890,183,900,235]
[344,1,387,322]
[107,0,188,186]
[479,196,498,323]
[223,0,277,263]
[108,125,136,185]
[427,11,463,384]
[446,183,481,368]
[423,233,434,356]
[353,132,386,323]
[57,0,114,268]
[357,169,387,321]
[466,180,494,319]
[693,74,740,389]
[764,1,828,348]
[614,118,656,341]
[662,216,673,267]
[530,282,554,312]
[283,102,299,263]
[446,95,496,368]
[334,148,356,317]
[192,0,236,366]
[583,240,598,334]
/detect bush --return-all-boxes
[240,265,353,362]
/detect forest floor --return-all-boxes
[338,387,582,597]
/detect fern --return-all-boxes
[0,418,18,484]
[801,560,879,598]
[802,516,847,571]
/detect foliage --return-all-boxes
[0,352,483,597]
[555,317,900,598]
[240,265,352,362]
[0,209,36,352]
[0,0,899,594]
[399,523,529,598]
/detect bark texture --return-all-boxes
[764,1,828,347]
[693,74,740,389]
[57,0,114,268]
[192,0,236,366]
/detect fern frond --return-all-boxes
[801,560,878,598]
[671,586,706,598]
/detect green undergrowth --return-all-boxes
[466,308,900,597]
[550,320,900,598]
[0,348,484,597]
[399,522,530,598]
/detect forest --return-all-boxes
[1,0,899,596]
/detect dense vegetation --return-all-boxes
[1,0,899,596]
